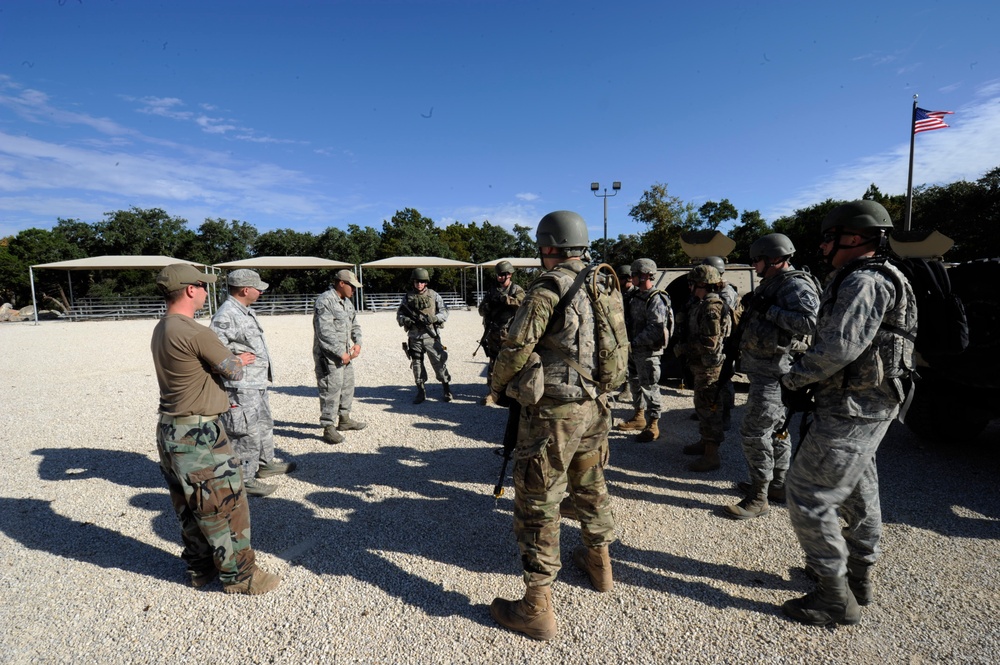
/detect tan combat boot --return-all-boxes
[689,442,720,472]
[223,566,281,596]
[635,418,660,443]
[573,545,614,592]
[490,586,557,641]
[616,410,646,432]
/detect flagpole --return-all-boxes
[904,94,918,231]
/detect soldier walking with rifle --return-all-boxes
[725,234,819,519]
[397,268,452,404]
[477,260,525,405]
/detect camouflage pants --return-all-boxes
[692,365,725,445]
[220,387,274,479]
[317,360,356,427]
[786,410,892,578]
[156,416,256,585]
[738,375,790,486]
[627,351,662,420]
[408,332,451,384]
[513,399,616,587]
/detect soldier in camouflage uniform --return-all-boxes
[615,264,636,403]
[314,269,366,445]
[780,201,916,626]
[397,268,452,404]
[676,265,732,472]
[210,269,296,497]
[702,256,739,428]
[150,264,280,594]
[617,258,672,442]
[488,210,617,641]
[477,260,525,405]
[725,235,819,519]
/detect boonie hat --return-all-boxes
[227,269,268,291]
[156,264,216,294]
[334,269,362,288]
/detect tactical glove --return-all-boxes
[780,378,816,413]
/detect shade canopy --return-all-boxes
[361,256,475,269]
[478,257,540,269]
[32,255,206,270]
[214,256,353,270]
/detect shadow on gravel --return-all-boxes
[248,443,513,625]
[611,540,785,616]
[0,497,178,583]
[34,447,162,488]
[269,384,317,398]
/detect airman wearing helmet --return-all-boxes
[725,232,820,520]
[489,210,618,640]
[397,267,452,404]
[477,260,526,404]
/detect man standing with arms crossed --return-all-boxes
[151,263,280,594]
[314,269,367,444]
[780,201,916,626]
[488,211,617,641]
[211,269,296,497]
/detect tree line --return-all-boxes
[2,166,998,309]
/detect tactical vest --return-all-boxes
[824,258,916,394]
[534,265,600,401]
[406,289,436,319]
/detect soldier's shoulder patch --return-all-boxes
[216,322,230,329]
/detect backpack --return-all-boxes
[829,256,969,359]
[549,263,630,394]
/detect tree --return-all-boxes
[94,207,195,257]
[629,183,701,267]
[253,228,317,292]
[728,210,770,263]
[185,218,258,266]
[697,199,738,229]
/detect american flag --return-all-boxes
[914,107,953,134]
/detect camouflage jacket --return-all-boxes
[491,259,601,404]
[627,288,672,355]
[209,296,273,389]
[784,257,917,419]
[739,267,820,378]
[683,293,730,369]
[313,288,362,371]
[477,282,526,333]
[396,288,449,338]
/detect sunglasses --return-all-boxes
[415,280,428,284]
[184,281,208,290]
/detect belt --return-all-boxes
[159,414,219,425]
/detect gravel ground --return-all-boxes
[1,310,998,664]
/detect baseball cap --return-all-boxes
[156,264,216,294]
[334,269,362,288]
[227,269,268,291]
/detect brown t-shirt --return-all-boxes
[151,314,233,417]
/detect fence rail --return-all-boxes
[364,292,469,312]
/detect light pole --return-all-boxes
[591,181,621,262]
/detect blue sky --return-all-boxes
[1,0,998,245]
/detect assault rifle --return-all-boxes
[493,398,520,499]
[398,301,441,341]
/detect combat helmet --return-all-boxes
[617,264,632,279]
[631,258,657,277]
[701,256,726,274]
[687,264,722,286]
[821,200,894,234]
[411,268,430,282]
[536,210,589,257]
[495,260,514,275]
[750,233,796,260]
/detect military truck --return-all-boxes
[889,231,1000,441]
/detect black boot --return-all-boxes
[442,382,453,402]
[413,384,426,405]
[847,559,873,606]
[782,575,861,626]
